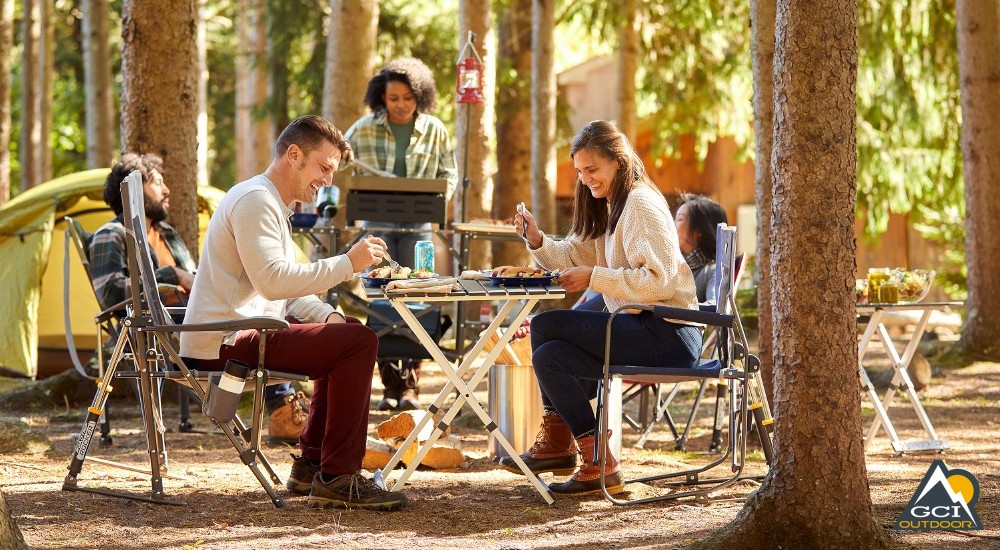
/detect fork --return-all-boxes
[382,248,401,272]
[517,202,528,241]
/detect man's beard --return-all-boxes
[145,200,169,224]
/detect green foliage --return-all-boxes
[376,0,460,128]
[912,203,967,299]
[856,0,963,238]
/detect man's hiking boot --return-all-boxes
[286,454,319,496]
[307,472,408,511]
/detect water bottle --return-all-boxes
[202,359,251,423]
[414,240,435,273]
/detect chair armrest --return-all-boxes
[145,317,290,333]
[650,304,733,328]
[95,299,129,323]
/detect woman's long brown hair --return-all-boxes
[568,120,657,240]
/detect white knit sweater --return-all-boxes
[531,186,699,316]
[179,175,355,359]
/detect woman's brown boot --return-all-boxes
[498,413,578,476]
[550,433,625,496]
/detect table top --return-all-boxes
[451,222,519,236]
[363,277,566,302]
[856,301,964,313]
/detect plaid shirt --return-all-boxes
[345,111,457,197]
[89,216,196,309]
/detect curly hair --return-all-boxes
[362,57,438,114]
[103,153,164,216]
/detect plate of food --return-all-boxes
[361,266,437,287]
[896,269,935,304]
[484,266,558,286]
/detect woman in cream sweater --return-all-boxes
[503,120,702,496]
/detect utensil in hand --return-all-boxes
[369,236,400,271]
[517,202,528,241]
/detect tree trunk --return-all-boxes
[0,0,13,205]
[39,0,53,181]
[0,488,27,550]
[616,0,638,143]
[751,0,776,400]
[234,0,271,181]
[954,0,1000,360]
[493,0,532,268]
[266,0,290,141]
[82,0,115,169]
[196,0,208,185]
[457,0,496,271]
[530,0,556,234]
[19,0,42,189]
[322,0,378,129]
[701,1,887,548]
[121,0,200,253]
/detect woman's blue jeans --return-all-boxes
[530,309,702,438]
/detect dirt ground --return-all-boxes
[2,344,999,549]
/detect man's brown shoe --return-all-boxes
[267,392,309,445]
[307,472,408,511]
[286,454,318,495]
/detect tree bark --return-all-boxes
[616,0,639,143]
[196,0,208,185]
[82,0,115,169]
[700,1,887,548]
[121,0,200,253]
[19,0,42,189]
[234,0,271,181]
[530,0,556,234]
[0,488,27,550]
[0,0,13,205]
[39,0,53,181]
[493,0,532,268]
[457,0,496,271]
[751,0,776,400]
[322,0,378,129]
[954,0,1000,360]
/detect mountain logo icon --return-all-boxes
[894,460,982,530]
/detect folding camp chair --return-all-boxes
[63,216,198,445]
[629,253,751,451]
[594,224,774,505]
[63,171,305,508]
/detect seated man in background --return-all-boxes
[92,153,307,443]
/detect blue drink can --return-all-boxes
[414,240,435,273]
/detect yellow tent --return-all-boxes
[0,170,225,379]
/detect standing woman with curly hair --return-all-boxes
[344,57,457,411]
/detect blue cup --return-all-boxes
[414,240,434,273]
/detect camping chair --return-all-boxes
[629,253,751,451]
[63,170,305,508]
[62,216,198,445]
[594,224,774,505]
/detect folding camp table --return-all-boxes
[857,301,962,453]
[364,278,566,504]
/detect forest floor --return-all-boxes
[2,332,999,549]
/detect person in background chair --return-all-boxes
[343,57,457,412]
[503,120,702,497]
[180,115,407,510]
[93,153,308,444]
[674,193,729,304]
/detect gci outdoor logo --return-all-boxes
[895,460,982,530]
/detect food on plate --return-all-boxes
[895,269,934,303]
[489,265,549,278]
[368,265,412,279]
[469,217,514,226]
[855,279,868,305]
[367,266,435,279]
[411,268,435,279]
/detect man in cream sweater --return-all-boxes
[180,115,407,511]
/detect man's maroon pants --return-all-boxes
[196,316,377,476]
